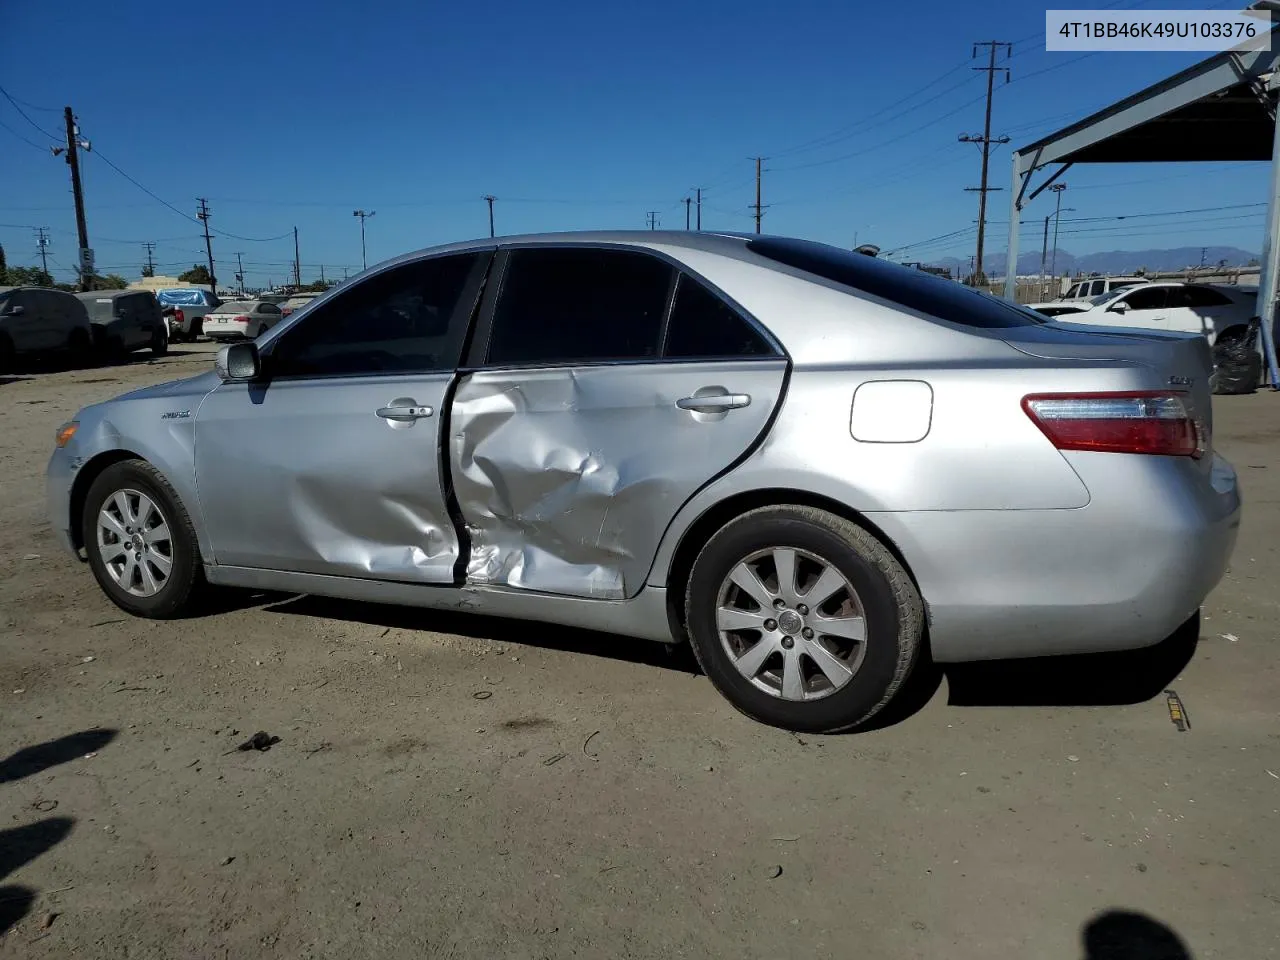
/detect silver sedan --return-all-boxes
[46,232,1241,732]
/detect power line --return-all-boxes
[0,85,60,141]
[0,117,50,152]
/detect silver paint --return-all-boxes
[47,230,1242,665]
[450,359,786,599]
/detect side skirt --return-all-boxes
[203,564,675,644]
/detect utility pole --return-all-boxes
[34,227,50,277]
[196,198,217,294]
[1049,182,1068,285]
[142,240,155,277]
[694,188,703,230]
[235,252,245,296]
[683,197,692,230]
[63,106,91,291]
[483,195,496,238]
[959,41,1012,287]
[353,210,375,271]
[646,211,659,230]
[293,226,301,290]
[753,157,765,234]
[320,264,326,285]
[1039,214,1051,298]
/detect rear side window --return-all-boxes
[746,237,1040,329]
[486,248,672,365]
[664,274,775,359]
[1178,286,1234,308]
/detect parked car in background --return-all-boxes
[0,286,93,368]
[202,300,284,341]
[279,293,321,318]
[46,232,1240,733]
[156,288,220,341]
[1027,281,1260,391]
[1032,276,1148,316]
[76,290,168,358]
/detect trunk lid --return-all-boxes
[1003,320,1215,462]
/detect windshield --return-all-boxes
[216,301,257,314]
[1087,291,1123,307]
[80,296,120,320]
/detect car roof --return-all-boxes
[73,290,142,300]
[375,230,754,272]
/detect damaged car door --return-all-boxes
[194,252,490,580]
[451,245,788,600]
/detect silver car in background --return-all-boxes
[46,232,1241,732]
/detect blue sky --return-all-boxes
[1,0,1270,286]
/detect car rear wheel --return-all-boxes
[685,505,922,733]
[0,334,15,372]
[151,325,169,357]
[66,327,91,365]
[83,460,203,618]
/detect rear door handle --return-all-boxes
[376,402,434,422]
[676,393,751,412]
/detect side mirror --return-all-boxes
[1109,300,1129,313]
[215,341,262,382]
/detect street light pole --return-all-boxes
[353,209,376,271]
[1049,183,1067,291]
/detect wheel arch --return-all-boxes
[659,487,924,643]
[69,450,156,551]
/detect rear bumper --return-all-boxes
[871,453,1241,662]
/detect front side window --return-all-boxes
[1090,280,1105,296]
[664,274,776,359]
[1119,287,1169,311]
[486,248,673,366]
[1065,283,1082,299]
[269,253,481,378]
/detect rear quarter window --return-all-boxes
[746,237,1040,329]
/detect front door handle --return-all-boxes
[376,400,434,422]
[676,392,751,412]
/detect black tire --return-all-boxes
[82,460,204,618]
[66,327,91,367]
[151,325,169,358]
[0,334,14,372]
[685,505,923,733]
[191,318,203,341]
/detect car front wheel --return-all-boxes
[83,460,203,618]
[685,505,923,733]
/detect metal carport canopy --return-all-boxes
[1001,26,1280,387]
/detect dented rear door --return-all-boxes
[450,249,787,600]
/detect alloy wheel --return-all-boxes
[96,488,173,597]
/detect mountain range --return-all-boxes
[928,246,1259,278]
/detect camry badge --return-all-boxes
[1168,376,1193,386]
[161,410,192,420]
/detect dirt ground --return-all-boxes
[1,342,1277,959]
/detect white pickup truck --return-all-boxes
[156,288,221,342]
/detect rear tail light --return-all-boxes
[234,315,250,323]
[174,309,185,325]
[281,307,293,317]
[1022,392,1202,458]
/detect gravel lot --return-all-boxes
[2,342,1277,959]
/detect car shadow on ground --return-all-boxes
[1082,909,1194,959]
[860,614,1200,732]
[260,597,1200,698]
[0,729,115,935]
[262,595,702,674]
[2,347,207,377]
